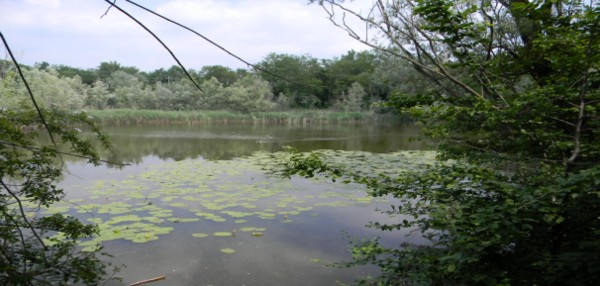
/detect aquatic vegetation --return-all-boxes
[167,217,200,223]
[86,109,403,125]
[106,214,143,224]
[42,205,71,214]
[221,211,254,218]
[195,212,228,222]
[168,202,187,208]
[213,232,233,237]
[48,150,435,252]
[220,248,236,254]
[149,209,173,218]
[239,227,266,232]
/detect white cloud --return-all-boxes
[1,0,372,71]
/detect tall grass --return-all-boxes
[85,109,406,125]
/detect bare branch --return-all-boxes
[318,0,488,103]
[0,140,129,166]
[123,0,321,91]
[566,17,598,169]
[544,116,576,127]
[1,179,47,251]
[102,0,203,92]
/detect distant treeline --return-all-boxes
[0,50,429,113]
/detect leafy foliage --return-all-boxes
[2,49,407,113]
[0,104,113,284]
[333,82,366,112]
[225,75,277,112]
[298,0,600,285]
[256,53,326,108]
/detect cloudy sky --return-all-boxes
[0,0,372,71]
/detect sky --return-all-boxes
[0,0,372,71]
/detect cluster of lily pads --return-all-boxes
[39,150,435,253]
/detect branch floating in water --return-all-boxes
[128,275,166,286]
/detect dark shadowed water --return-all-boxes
[55,122,429,286]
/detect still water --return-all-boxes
[57,122,428,286]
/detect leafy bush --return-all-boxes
[297,0,600,284]
[0,107,114,285]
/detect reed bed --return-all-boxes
[85,109,406,125]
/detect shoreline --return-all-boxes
[85,109,408,125]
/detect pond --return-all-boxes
[51,122,431,285]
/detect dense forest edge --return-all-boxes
[0,50,423,121]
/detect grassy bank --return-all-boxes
[85,109,406,125]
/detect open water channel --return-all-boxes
[51,122,431,285]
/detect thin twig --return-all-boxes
[0,32,58,147]
[2,210,29,273]
[1,179,47,250]
[320,1,487,103]
[0,139,129,166]
[101,0,116,18]
[124,0,323,90]
[102,0,203,91]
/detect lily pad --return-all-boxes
[107,214,143,224]
[213,232,233,237]
[220,248,236,254]
[169,202,187,208]
[43,205,71,214]
[50,149,438,253]
[221,211,253,218]
[239,227,266,232]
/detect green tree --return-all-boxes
[96,61,122,86]
[369,50,434,104]
[1,60,113,284]
[1,68,86,112]
[0,70,26,109]
[292,0,600,285]
[333,82,365,112]
[197,77,227,110]
[223,75,276,112]
[198,65,239,87]
[151,81,175,109]
[323,50,377,106]
[256,53,325,108]
[165,78,202,110]
[106,70,145,108]
[84,80,112,109]
[0,59,14,79]
[54,65,97,85]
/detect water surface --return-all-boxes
[56,122,428,286]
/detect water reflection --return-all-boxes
[91,122,423,163]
